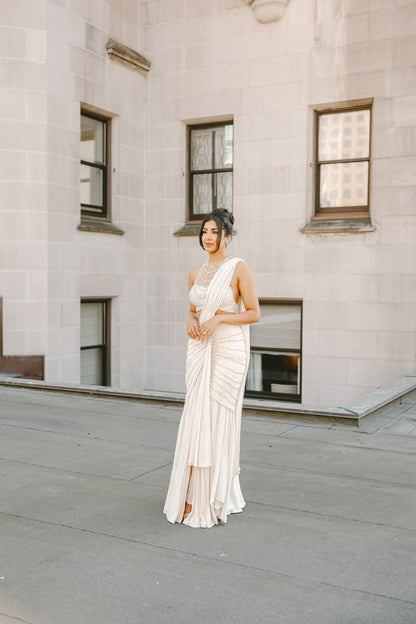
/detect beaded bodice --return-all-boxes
[189,258,239,313]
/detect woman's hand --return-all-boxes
[199,316,220,341]
[186,313,200,340]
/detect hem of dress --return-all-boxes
[164,501,246,529]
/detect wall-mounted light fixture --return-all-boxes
[244,0,289,24]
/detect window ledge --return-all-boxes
[301,218,375,235]
[78,219,125,236]
[174,223,201,237]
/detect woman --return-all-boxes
[163,209,260,528]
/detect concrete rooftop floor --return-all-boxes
[0,385,415,624]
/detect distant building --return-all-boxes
[0,0,415,407]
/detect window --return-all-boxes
[80,300,110,385]
[315,104,371,218]
[188,121,233,220]
[81,112,108,218]
[246,301,302,403]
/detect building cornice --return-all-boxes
[106,39,151,74]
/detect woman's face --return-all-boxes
[201,220,230,253]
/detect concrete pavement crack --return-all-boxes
[1,453,413,531]
[0,422,172,453]
[0,612,38,624]
[243,458,416,489]
[242,497,416,533]
[0,456,170,486]
[127,462,173,481]
[1,511,415,610]
[278,432,416,456]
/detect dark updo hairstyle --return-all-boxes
[199,208,234,251]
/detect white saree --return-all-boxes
[164,257,250,528]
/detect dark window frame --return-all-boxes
[314,102,372,220]
[245,298,303,404]
[80,298,111,386]
[80,110,111,221]
[187,120,234,222]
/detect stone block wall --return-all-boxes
[45,0,147,386]
[1,0,415,406]
[0,0,48,364]
[141,0,416,405]
[0,0,148,388]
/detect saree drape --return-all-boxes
[164,257,250,528]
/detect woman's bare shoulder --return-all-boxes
[189,264,202,278]
[189,264,202,284]
[235,260,252,277]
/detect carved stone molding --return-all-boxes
[106,39,151,74]
[244,0,289,23]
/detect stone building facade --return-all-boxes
[0,0,415,407]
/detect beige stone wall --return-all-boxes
[142,0,416,404]
[1,0,415,405]
[46,0,147,386]
[0,0,148,387]
[0,0,48,359]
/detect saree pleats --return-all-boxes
[163,258,250,528]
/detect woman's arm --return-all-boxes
[186,265,201,340]
[199,262,260,338]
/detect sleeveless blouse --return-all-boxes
[189,283,238,313]
[189,258,239,313]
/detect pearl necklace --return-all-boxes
[195,257,231,287]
